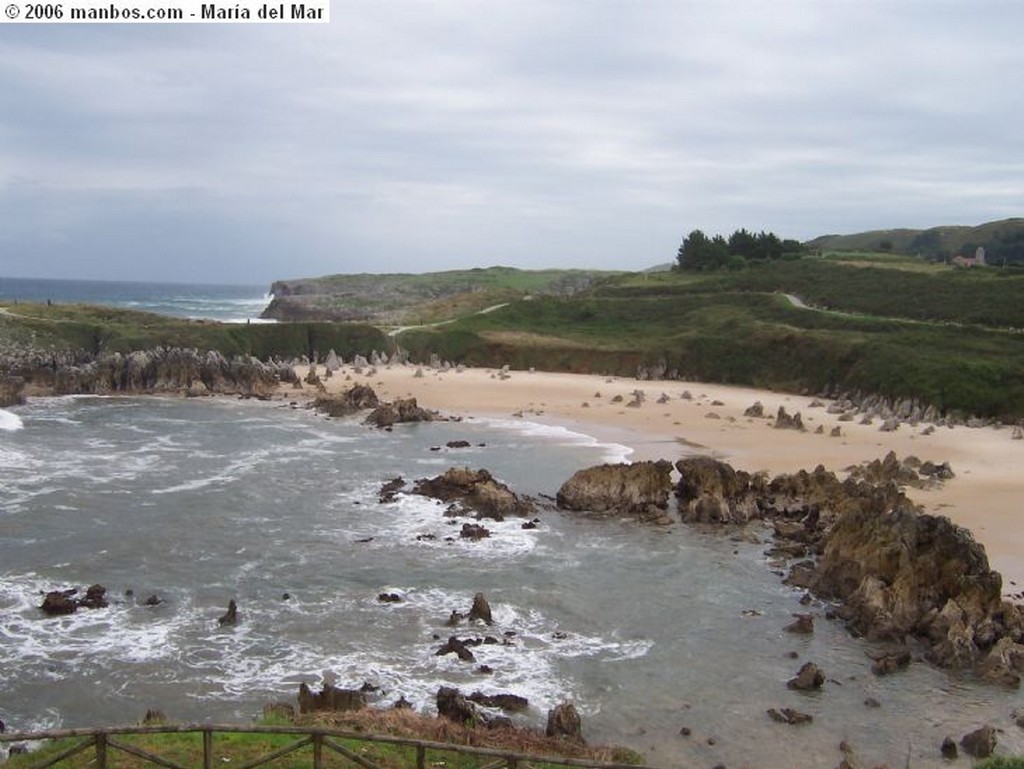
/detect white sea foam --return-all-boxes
[474,417,632,464]
[0,408,24,431]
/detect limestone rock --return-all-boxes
[313,384,380,417]
[767,707,813,725]
[556,461,674,523]
[787,662,825,690]
[774,406,804,431]
[468,592,493,625]
[412,467,534,519]
[297,682,367,714]
[960,725,996,758]
[365,397,437,428]
[546,702,584,743]
[675,456,759,524]
[436,686,478,724]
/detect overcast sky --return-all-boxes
[1,1,1021,285]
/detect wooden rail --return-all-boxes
[0,724,659,769]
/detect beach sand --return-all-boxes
[294,363,1024,595]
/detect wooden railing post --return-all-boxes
[313,732,323,769]
[416,744,426,769]
[95,733,108,769]
[203,726,213,769]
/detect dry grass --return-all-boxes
[295,708,639,764]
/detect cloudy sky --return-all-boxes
[1,1,1021,284]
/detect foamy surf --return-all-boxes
[0,408,24,431]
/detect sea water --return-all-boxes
[0,277,270,323]
[0,396,1021,768]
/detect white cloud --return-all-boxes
[1,0,1021,282]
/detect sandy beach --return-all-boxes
[296,362,1024,595]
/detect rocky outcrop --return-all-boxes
[218,599,239,626]
[297,682,367,713]
[960,725,997,758]
[40,584,108,615]
[787,662,824,691]
[675,457,761,524]
[556,461,674,523]
[10,347,297,398]
[413,467,534,520]
[774,406,804,431]
[546,702,584,743]
[313,384,380,417]
[365,397,437,428]
[672,454,1024,680]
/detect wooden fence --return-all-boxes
[0,724,659,769]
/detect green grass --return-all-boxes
[0,303,389,361]
[976,758,1024,769]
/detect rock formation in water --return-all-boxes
[555,461,674,524]
[365,397,437,428]
[670,454,1024,684]
[412,467,535,520]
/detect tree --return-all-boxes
[677,229,729,271]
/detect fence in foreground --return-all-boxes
[0,723,659,769]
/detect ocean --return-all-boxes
[0,277,271,323]
[1,395,1022,768]
[1,278,1022,767]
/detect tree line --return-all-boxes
[675,228,806,271]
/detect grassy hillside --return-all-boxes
[262,266,622,324]
[806,217,1024,264]
[396,258,1024,420]
[0,303,388,362]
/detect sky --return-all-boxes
[1,0,1021,285]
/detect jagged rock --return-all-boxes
[766,707,813,725]
[412,467,534,519]
[218,599,238,626]
[744,401,764,417]
[378,477,406,503]
[774,406,805,431]
[297,682,367,713]
[437,686,480,725]
[323,349,342,371]
[940,736,958,759]
[546,702,584,743]
[79,584,108,610]
[460,522,490,540]
[436,636,476,662]
[675,456,760,524]
[556,461,674,523]
[814,498,1015,665]
[868,648,912,676]
[787,662,825,690]
[960,725,996,758]
[468,592,493,625]
[784,614,815,634]
[393,695,413,709]
[830,426,842,437]
[468,692,529,712]
[979,636,1024,687]
[40,589,78,615]
[879,418,900,432]
[313,385,380,417]
[366,397,438,428]
[377,592,402,603]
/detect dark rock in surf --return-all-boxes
[413,467,534,520]
[40,589,78,616]
[960,725,997,758]
[435,636,476,662]
[468,691,529,712]
[313,384,379,417]
[468,592,493,625]
[787,662,825,691]
[218,599,239,626]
